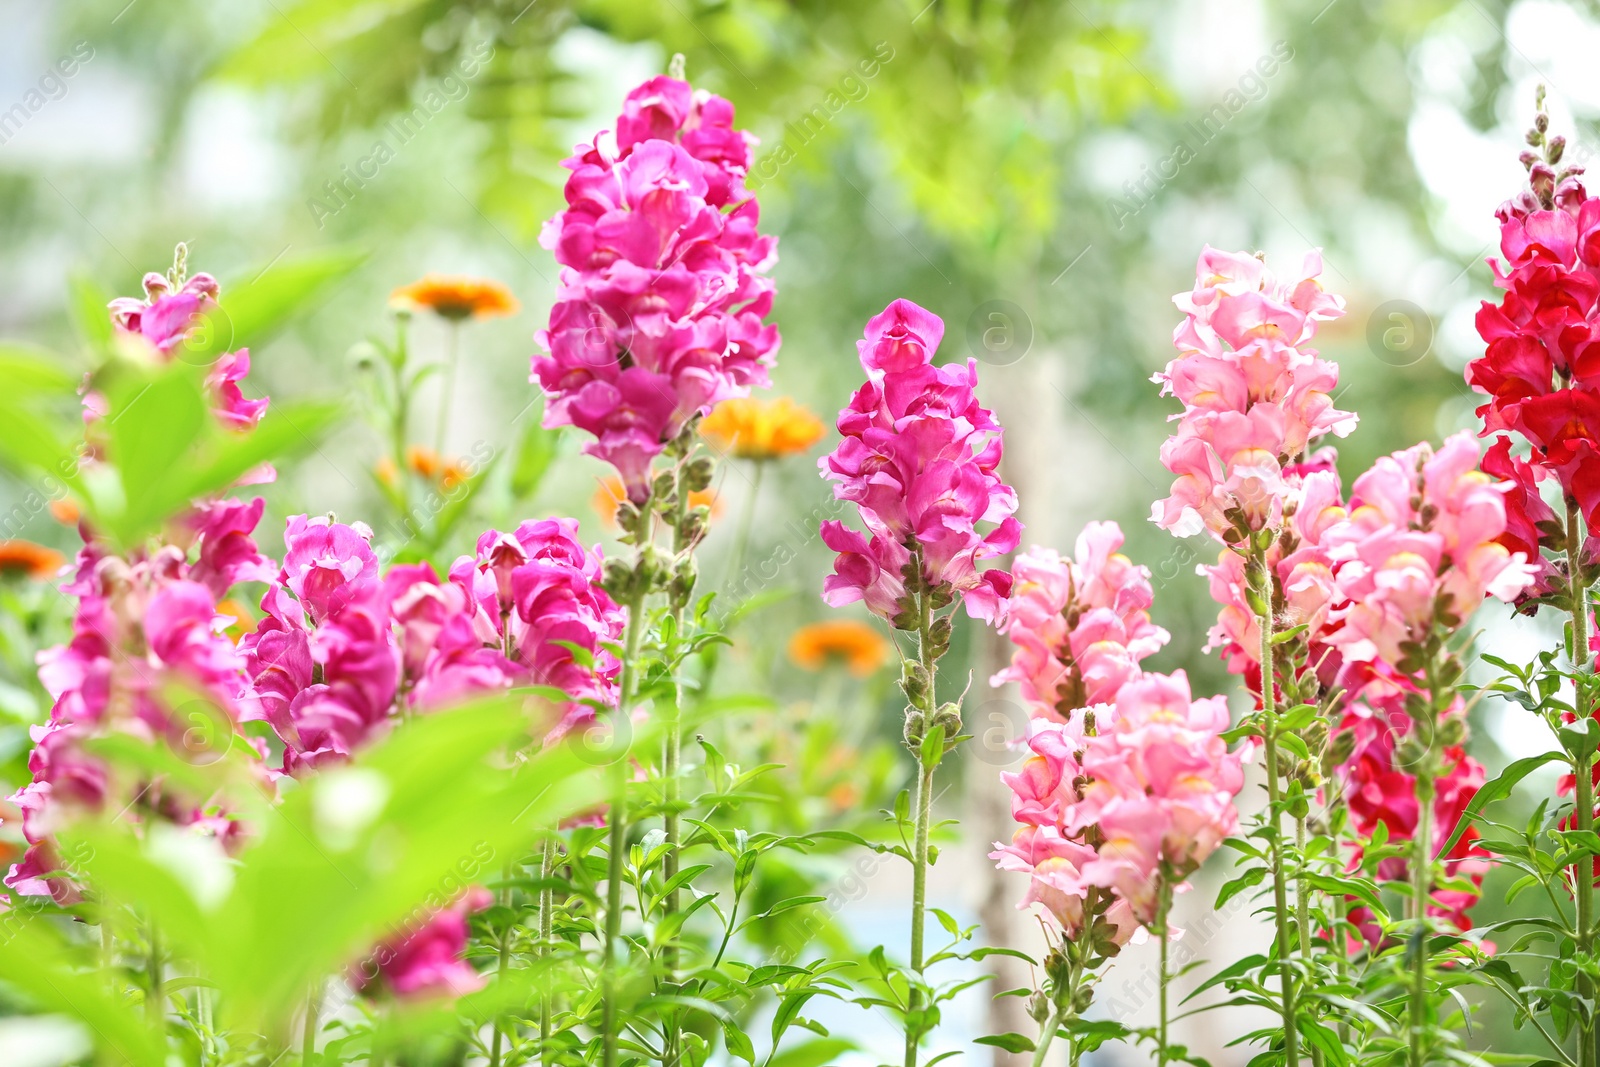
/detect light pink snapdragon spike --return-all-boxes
[994,522,1169,723]
[1152,247,1353,542]
[991,670,1246,934]
[532,74,779,502]
[1322,431,1537,675]
[819,299,1020,626]
[107,270,269,431]
[7,498,276,902]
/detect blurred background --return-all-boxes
[0,0,1584,1062]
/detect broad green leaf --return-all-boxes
[181,249,367,366]
[0,917,165,1066]
[1438,752,1564,856]
[510,416,561,500]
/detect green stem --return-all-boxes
[1257,593,1300,1066]
[904,583,939,1067]
[905,758,935,1067]
[1030,1006,1063,1067]
[435,322,460,453]
[539,836,556,1062]
[490,861,514,1067]
[302,986,320,1067]
[1157,878,1172,1067]
[146,924,163,1029]
[1568,500,1596,1067]
[1296,814,1324,1067]
[726,459,765,585]
[391,315,411,520]
[602,590,649,1067]
[662,462,694,1067]
[1410,763,1436,1067]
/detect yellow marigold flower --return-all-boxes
[700,397,826,460]
[593,476,721,529]
[390,274,520,321]
[376,456,400,490]
[215,598,257,643]
[788,619,890,677]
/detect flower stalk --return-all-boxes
[1569,500,1597,1067]
[1253,556,1300,1067]
[601,584,650,1067]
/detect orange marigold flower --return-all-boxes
[0,540,65,580]
[389,275,520,321]
[215,598,257,642]
[376,456,400,490]
[700,397,826,460]
[593,476,721,529]
[405,444,444,479]
[788,619,890,677]
[49,498,80,526]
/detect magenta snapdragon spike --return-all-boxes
[352,887,494,1000]
[108,269,269,431]
[533,75,779,502]
[819,299,1020,627]
[1152,247,1351,542]
[993,522,1168,723]
[239,515,627,774]
[7,498,275,901]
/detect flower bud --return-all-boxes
[682,456,715,493]
[903,708,927,747]
[1438,716,1466,747]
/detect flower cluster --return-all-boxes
[8,497,276,902]
[993,522,1168,723]
[108,268,269,432]
[1467,150,1600,535]
[819,299,1020,626]
[240,516,626,774]
[992,670,1245,933]
[532,74,780,502]
[1322,434,1536,677]
[1152,246,1352,543]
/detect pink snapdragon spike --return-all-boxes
[1152,248,1353,543]
[991,670,1246,934]
[107,269,269,432]
[820,299,1020,627]
[6,498,275,901]
[1323,432,1537,674]
[533,74,779,502]
[993,522,1169,723]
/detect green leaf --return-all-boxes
[766,1038,855,1067]
[975,1033,1037,1053]
[182,249,368,365]
[1438,751,1564,856]
[0,916,165,1066]
[510,416,562,499]
[721,1018,756,1064]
